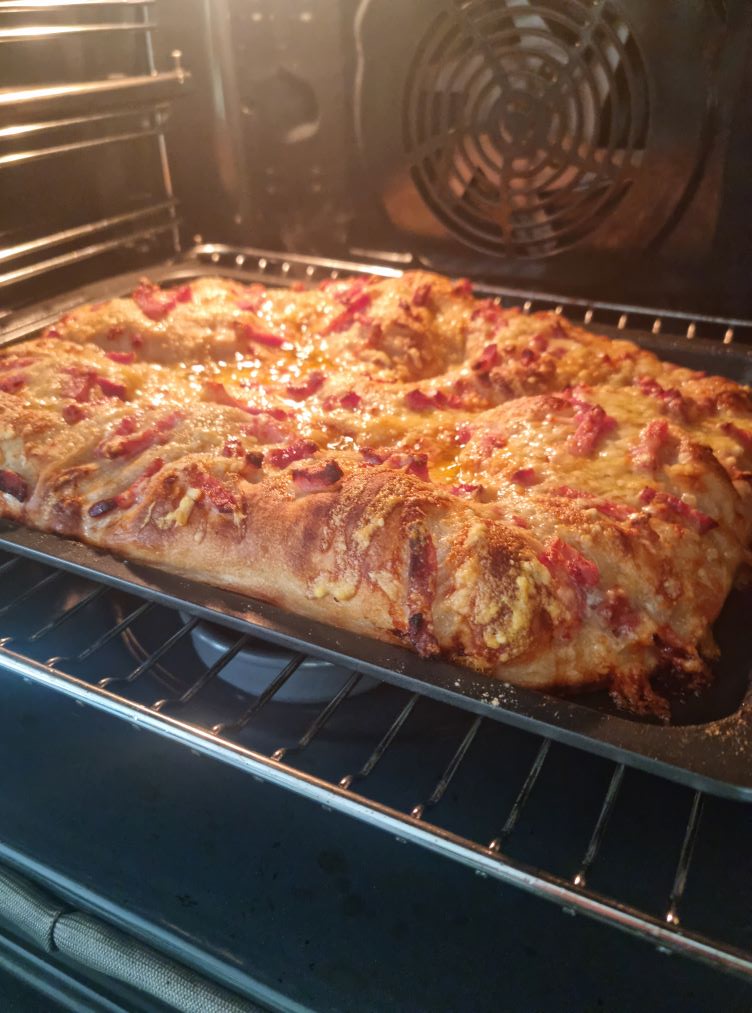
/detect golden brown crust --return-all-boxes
[1,270,751,718]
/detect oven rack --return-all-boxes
[1,557,751,983]
[0,1,189,303]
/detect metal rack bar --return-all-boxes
[489,738,551,852]
[573,764,625,887]
[0,201,177,266]
[46,600,154,667]
[211,654,307,736]
[0,125,161,169]
[0,102,170,141]
[0,24,156,43]
[0,72,188,123]
[151,633,252,713]
[411,715,482,819]
[99,616,199,689]
[272,670,363,763]
[27,584,106,643]
[339,693,420,789]
[0,221,179,288]
[0,556,21,579]
[666,792,705,926]
[0,1,153,9]
[0,569,62,618]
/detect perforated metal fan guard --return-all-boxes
[356,0,714,262]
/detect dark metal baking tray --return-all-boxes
[2,255,752,801]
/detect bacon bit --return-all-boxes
[292,460,343,493]
[174,284,192,303]
[539,537,599,593]
[131,333,144,349]
[478,431,507,455]
[0,469,28,502]
[721,422,752,452]
[105,351,135,365]
[222,438,264,469]
[322,390,363,411]
[245,404,289,422]
[62,403,88,425]
[204,381,289,426]
[531,332,550,353]
[244,450,264,471]
[267,439,319,469]
[106,325,126,342]
[404,388,460,411]
[451,483,483,499]
[0,356,34,371]
[323,306,364,335]
[112,457,166,510]
[132,281,177,321]
[194,472,237,514]
[631,418,673,472]
[88,498,117,518]
[594,500,631,521]
[551,484,582,499]
[285,371,325,400]
[551,485,630,521]
[412,283,432,308]
[407,525,439,656]
[0,373,26,394]
[115,416,138,436]
[637,376,690,420]
[405,389,436,412]
[452,278,473,297]
[510,467,539,487]
[471,300,507,326]
[104,429,159,459]
[639,486,717,533]
[455,423,472,446]
[392,452,430,481]
[597,590,640,635]
[338,390,362,410]
[45,326,62,339]
[364,449,430,481]
[568,401,616,456]
[360,447,387,466]
[235,284,266,312]
[471,344,500,374]
[519,347,539,368]
[97,377,128,400]
[235,321,288,349]
[337,287,372,316]
[290,281,305,292]
[63,369,127,403]
[102,412,179,459]
[511,515,529,528]
[222,436,243,457]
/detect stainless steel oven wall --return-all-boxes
[154,0,752,317]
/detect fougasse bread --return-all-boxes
[1,270,751,718]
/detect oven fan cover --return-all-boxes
[355,0,714,261]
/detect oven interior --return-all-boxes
[2,1,752,1009]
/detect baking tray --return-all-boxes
[2,255,752,801]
